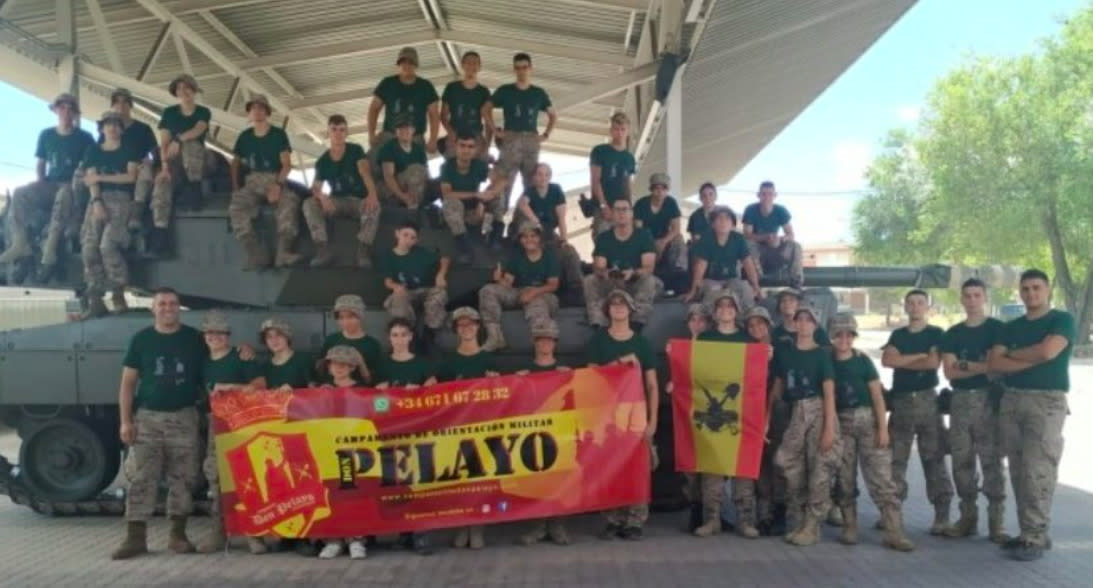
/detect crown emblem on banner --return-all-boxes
[211,389,293,430]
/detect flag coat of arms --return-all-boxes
[668,340,769,479]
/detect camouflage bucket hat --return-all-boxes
[830,312,858,336]
[686,302,708,319]
[259,317,292,342]
[712,290,740,310]
[333,294,366,320]
[200,310,231,334]
[168,74,200,97]
[778,287,805,302]
[603,289,637,315]
[50,93,79,113]
[110,87,133,105]
[451,306,481,328]
[518,223,543,236]
[530,319,560,339]
[245,94,272,114]
[744,305,773,325]
[793,306,821,325]
[324,345,364,367]
[397,46,420,67]
[649,172,671,189]
[98,110,124,127]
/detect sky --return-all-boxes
[0,0,1087,246]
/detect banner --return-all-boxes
[209,365,650,538]
[668,340,769,479]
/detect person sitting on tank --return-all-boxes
[377,115,431,212]
[228,94,303,271]
[80,111,141,319]
[440,132,507,262]
[583,199,657,329]
[684,205,761,314]
[318,294,383,384]
[633,173,687,291]
[772,288,830,351]
[367,47,440,170]
[0,93,95,270]
[479,224,561,351]
[742,180,804,288]
[511,163,584,303]
[303,114,381,269]
[379,220,450,348]
[588,111,637,236]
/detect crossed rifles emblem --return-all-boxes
[692,382,742,435]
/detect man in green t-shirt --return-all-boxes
[939,278,1007,542]
[378,116,431,209]
[380,221,450,336]
[511,163,584,301]
[485,52,557,211]
[633,173,686,287]
[742,181,804,287]
[583,199,658,327]
[303,114,381,269]
[0,93,94,268]
[588,112,636,235]
[685,206,761,314]
[988,269,1075,562]
[479,225,561,351]
[112,287,207,560]
[367,46,440,166]
[228,94,302,270]
[440,133,507,258]
[881,289,954,535]
[441,51,491,161]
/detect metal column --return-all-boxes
[666,70,683,193]
[55,0,78,97]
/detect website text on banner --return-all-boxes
[209,365,650,538]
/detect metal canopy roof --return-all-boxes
[0,0,915,195]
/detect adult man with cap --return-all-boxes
[588,112,636,236]
[80,111,140,318]
[100,89,157,247]
[512,163,584,302]
[304,114,381,268]
[584,199,657,328]
[772,288,830,351]
[378,115,431,210]
[685,206,760,313]
[368,47,440,169]
[440,132,507,259]
[380,220,450,340]
[486,52,557,210]
[742,181,804,287]
[479,224,560,351]
[633,173,687,288]
[228,94,302,270]
[441,51,491,161]
[112,287,207,559]
[0,93,95,267]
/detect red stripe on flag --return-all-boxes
[735,343,770,479]
[669,339,697,472]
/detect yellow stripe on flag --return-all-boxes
[690,341,746,475]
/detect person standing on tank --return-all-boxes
[367,47,440,171]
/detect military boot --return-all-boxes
[482,324,507,351]
[111,521,149,560]
[274,238,304,268]
[81,292,109,320]
[880,506,916,552]
[111,288,129,313]
[838,506,859,545]
[0,232,31,264]
[240,235,270,271]
[247,537,269,555]
[518,521,547,546]
[988,501,1010,544]
[826,505,844,527]
[693,517,721,538]
[546,519,571,545]
[943,501,979,538]
[310,242,335,267]
[786,512,822,546]
[929,502,953,536]
[356,243,373,269]
[196,517,226,554]
[452,527,470,548]
[168,516,195,554]
[468,525,485,550]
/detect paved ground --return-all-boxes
[0,331,1089,587]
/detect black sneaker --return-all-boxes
[619,526,644,541]
[598,523,623,540]
[1008,540,1044,562]
[294,539,318,557]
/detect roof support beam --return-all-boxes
[55,0,77,96]
[136,21,172,81]
[170,29,192,74]
[16,0,266,36]
[552,62,660,111]
[85,0,123,73]
[556,0,648,10]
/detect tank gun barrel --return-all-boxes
[770,264,1024,290]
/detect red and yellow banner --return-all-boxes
[668,340,769,479]
[209,365,650,538]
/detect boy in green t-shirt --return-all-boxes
[378,116,430,209]
[318,294,383,385]
[685,206,761,314]
[588,112,636,236]
[742,305,787,536]
[439,132,507,256]
[152,74,216,237]
[380,221,450,344]
[479,225,560,351]
[633,173,686,285]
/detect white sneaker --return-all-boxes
[348,540,367,560]
[318,541,344,559]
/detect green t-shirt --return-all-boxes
[378,355,434,387]
[697,329,754,343]
[82,143,138,194]
[883,325,945,394]
[589,144,636,204]
[233,126,291,173]
[380,246,439,289]
[441,81,491,136]
[503,249,560,288]
[203,349,262,394]
[374,75,439,135]
[523,183,566,231]
[378,138,427,174]
[592,228,656,271]
[439,157,488,193]
[940,318,1005,390]
[833,352,880,411]
[490,84,551,133]
[320,332,384,381]
[586,329,655,373]
[633,195,682,240]
[102,120,158,161]
[998,309,1076,391]
[772,324,831,351]
[158,104,212,142]
[315,143,368,197]
[524,360,562,373]
[122,325,208,412]
[35,127,95,182]
[694,232,750,280]
[687,208,712,238]
[742,203,792,235]
[437,350,497,382]
[774,345,835,403]
[264,351,315,389]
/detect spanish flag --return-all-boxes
[669,340,769,479]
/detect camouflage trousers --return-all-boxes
[999,390,1068,547]
[131,161,154,223]
[202,424,221,517]
[656,234,688,273]
[582,273,657,327]
[80,189,132,293]
[498,131,541,212]
[837,407,900,511]
[380,164,429,209]
[684,473,726,525]
[888,389,954,506]
[504,218,584,299]
[747,239,803,284]
[443,194,505,237]
[229,172,301,241]
[775,397,842,520]
[150,141,215,229]
[756,397,791,521]
[384,287,448,330]
[696,278,756,315]
[949,388,1006,505]
[3,180,72,264]
[301,196,378,245]
[124,407,200,521]
[478,284,558,328]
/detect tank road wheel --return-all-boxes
[18,418,120,502]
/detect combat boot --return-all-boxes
[546,519,571,545]
[111,521,149,560]
[826,505,844,527]
[274,238,304,268]
[693,517,721,538]
[81,292,109,320]
[240,236,270,271]
[247,537,268,554]
[518,521,547,545]
[0,234,31,264]
[943,501,979,538]
[468,525,485,550]
[880,506,915,552]
[482,324,507,351]
[929,502,953,536]
[356,243,373,269]
[838,507,858,545]
[786,512,821,546]
[736,523,760,539]
[168,516,196,554]
[196,517,226,554]
[111,288,129,313]
[988,501,1009,544]
[310,242,335,267]
[452,527,470,548]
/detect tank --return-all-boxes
[0,189,1024,514]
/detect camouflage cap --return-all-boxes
[245,94,272,114]
[686,303,708,319]
[110,87,133,105]
[711,290,740,310]
[745,305,773,325]
[518,223,543,236]
[168,74,200,97]
[530,319,560,339]
[49,93,79,113]
[649,172,671,188]
[603,289,637,314]
[200,310,231,334]
[259,317,292,341]
[332,294,366,320]
[324,345,364,367]
[98,110,124,127]
[451,306,481,327]
[793,305,821,325]
[397,46,420,67]
[778,287,805,301]
[830,312,858,335]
